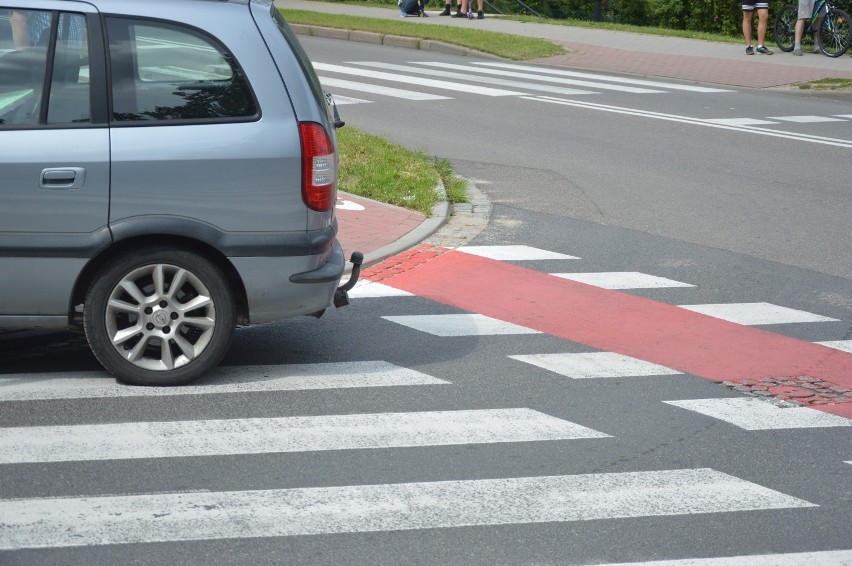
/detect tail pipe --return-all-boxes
[334,251,363,308]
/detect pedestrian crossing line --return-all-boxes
[350,61,596,96]
[415,62,665,94]
[704,118,780,126]
[663,398,852,430]
[327,94,371,105]
[0,468,815,550]
[457,244,579,261]
[383,313,541,336]
[677,302,839,325]
[312,63,523,96]
[523,97,852,149]
[509,352,682,379]
[551,272,694,289]
[767,115,847,123]
[0,361,446,402]
[319,76,451,101]
[470,62,735,93]
[591,549,852,566]
[0,408,608,464]
[819,340,852,353]
[350,280,415,298]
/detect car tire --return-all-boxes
[83,248,236,386]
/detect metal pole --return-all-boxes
[593,0,602,21]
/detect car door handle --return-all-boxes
[40,167,86,190]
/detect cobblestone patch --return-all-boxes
[724,376,852,408]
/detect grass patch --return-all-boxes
[282,9,566,59]
[296,0,742,44]
[337,126,467,216]
[794,77,852,90]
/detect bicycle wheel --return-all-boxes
[774,4,798,51]
[817,7,851,57]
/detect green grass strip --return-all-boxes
[282,8,566,59]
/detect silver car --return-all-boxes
[0,0,359,385]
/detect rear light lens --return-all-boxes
[299,122,337,212]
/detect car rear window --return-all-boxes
[106,17,257,123]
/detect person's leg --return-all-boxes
[754,7,773,52]
[476,0,484,18]
[452,0,467,16]
[742,9,754,47]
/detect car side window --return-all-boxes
[0,9,90,126]
[106,18,256,123]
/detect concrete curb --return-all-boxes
[291,24,504,59]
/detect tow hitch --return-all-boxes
[334,251,363,308]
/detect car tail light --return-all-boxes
[299,122,337,212]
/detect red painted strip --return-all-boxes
[375,248,852,393]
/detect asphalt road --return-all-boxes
[1,34,850,566]
[304,36,852,281]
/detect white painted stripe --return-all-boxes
[350,280,415,298]
[835,114,852,119]
[767,115,846,123]
[510,352,682,378]
[664,398,852,430]
[383,314,541,336]
[550,272,694,289]
[524,96,852,149]
[313,63,523,96]
[677,302,839,325]
[319,76,450,101]
[0,408,604,464]
[415,61,664,93]
[470,62,734,93]
[817,340,852,353]
[704,118,780,126]
[0,362,445,402]
[351,61,595,96]
[326,94,371,106]
[458,245,579,260]
[592,549,852,566]
[0,468,814,550]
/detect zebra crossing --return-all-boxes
[0,245,849,557]
[318,61,852,135]
[318,60,730,105]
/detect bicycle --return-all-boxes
[774,0,851,57]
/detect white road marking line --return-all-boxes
[318,76,450,100]
[313,63,523,96]
[326,94,371,105]
[818,340,852,353]
[677,302,839,325]
[835,114,852,119]
[0,469,814,550]
[591,549,852,565]
[351,61,595,96]
[0,362,445,402]
[524,97,852,149]
[510,352,682,378]
[415,61,664,93]
[0,408,604,464]
[767,115,847,123]
[704,118,780,126]
[457,245,579,260]
[550,272,694,289]
[664,398,852,430]
[470,62,734,93]
[382,314,541,336]
[350,280,415,298]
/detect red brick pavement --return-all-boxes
[536,41,852,88]
[335,193,426,259]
